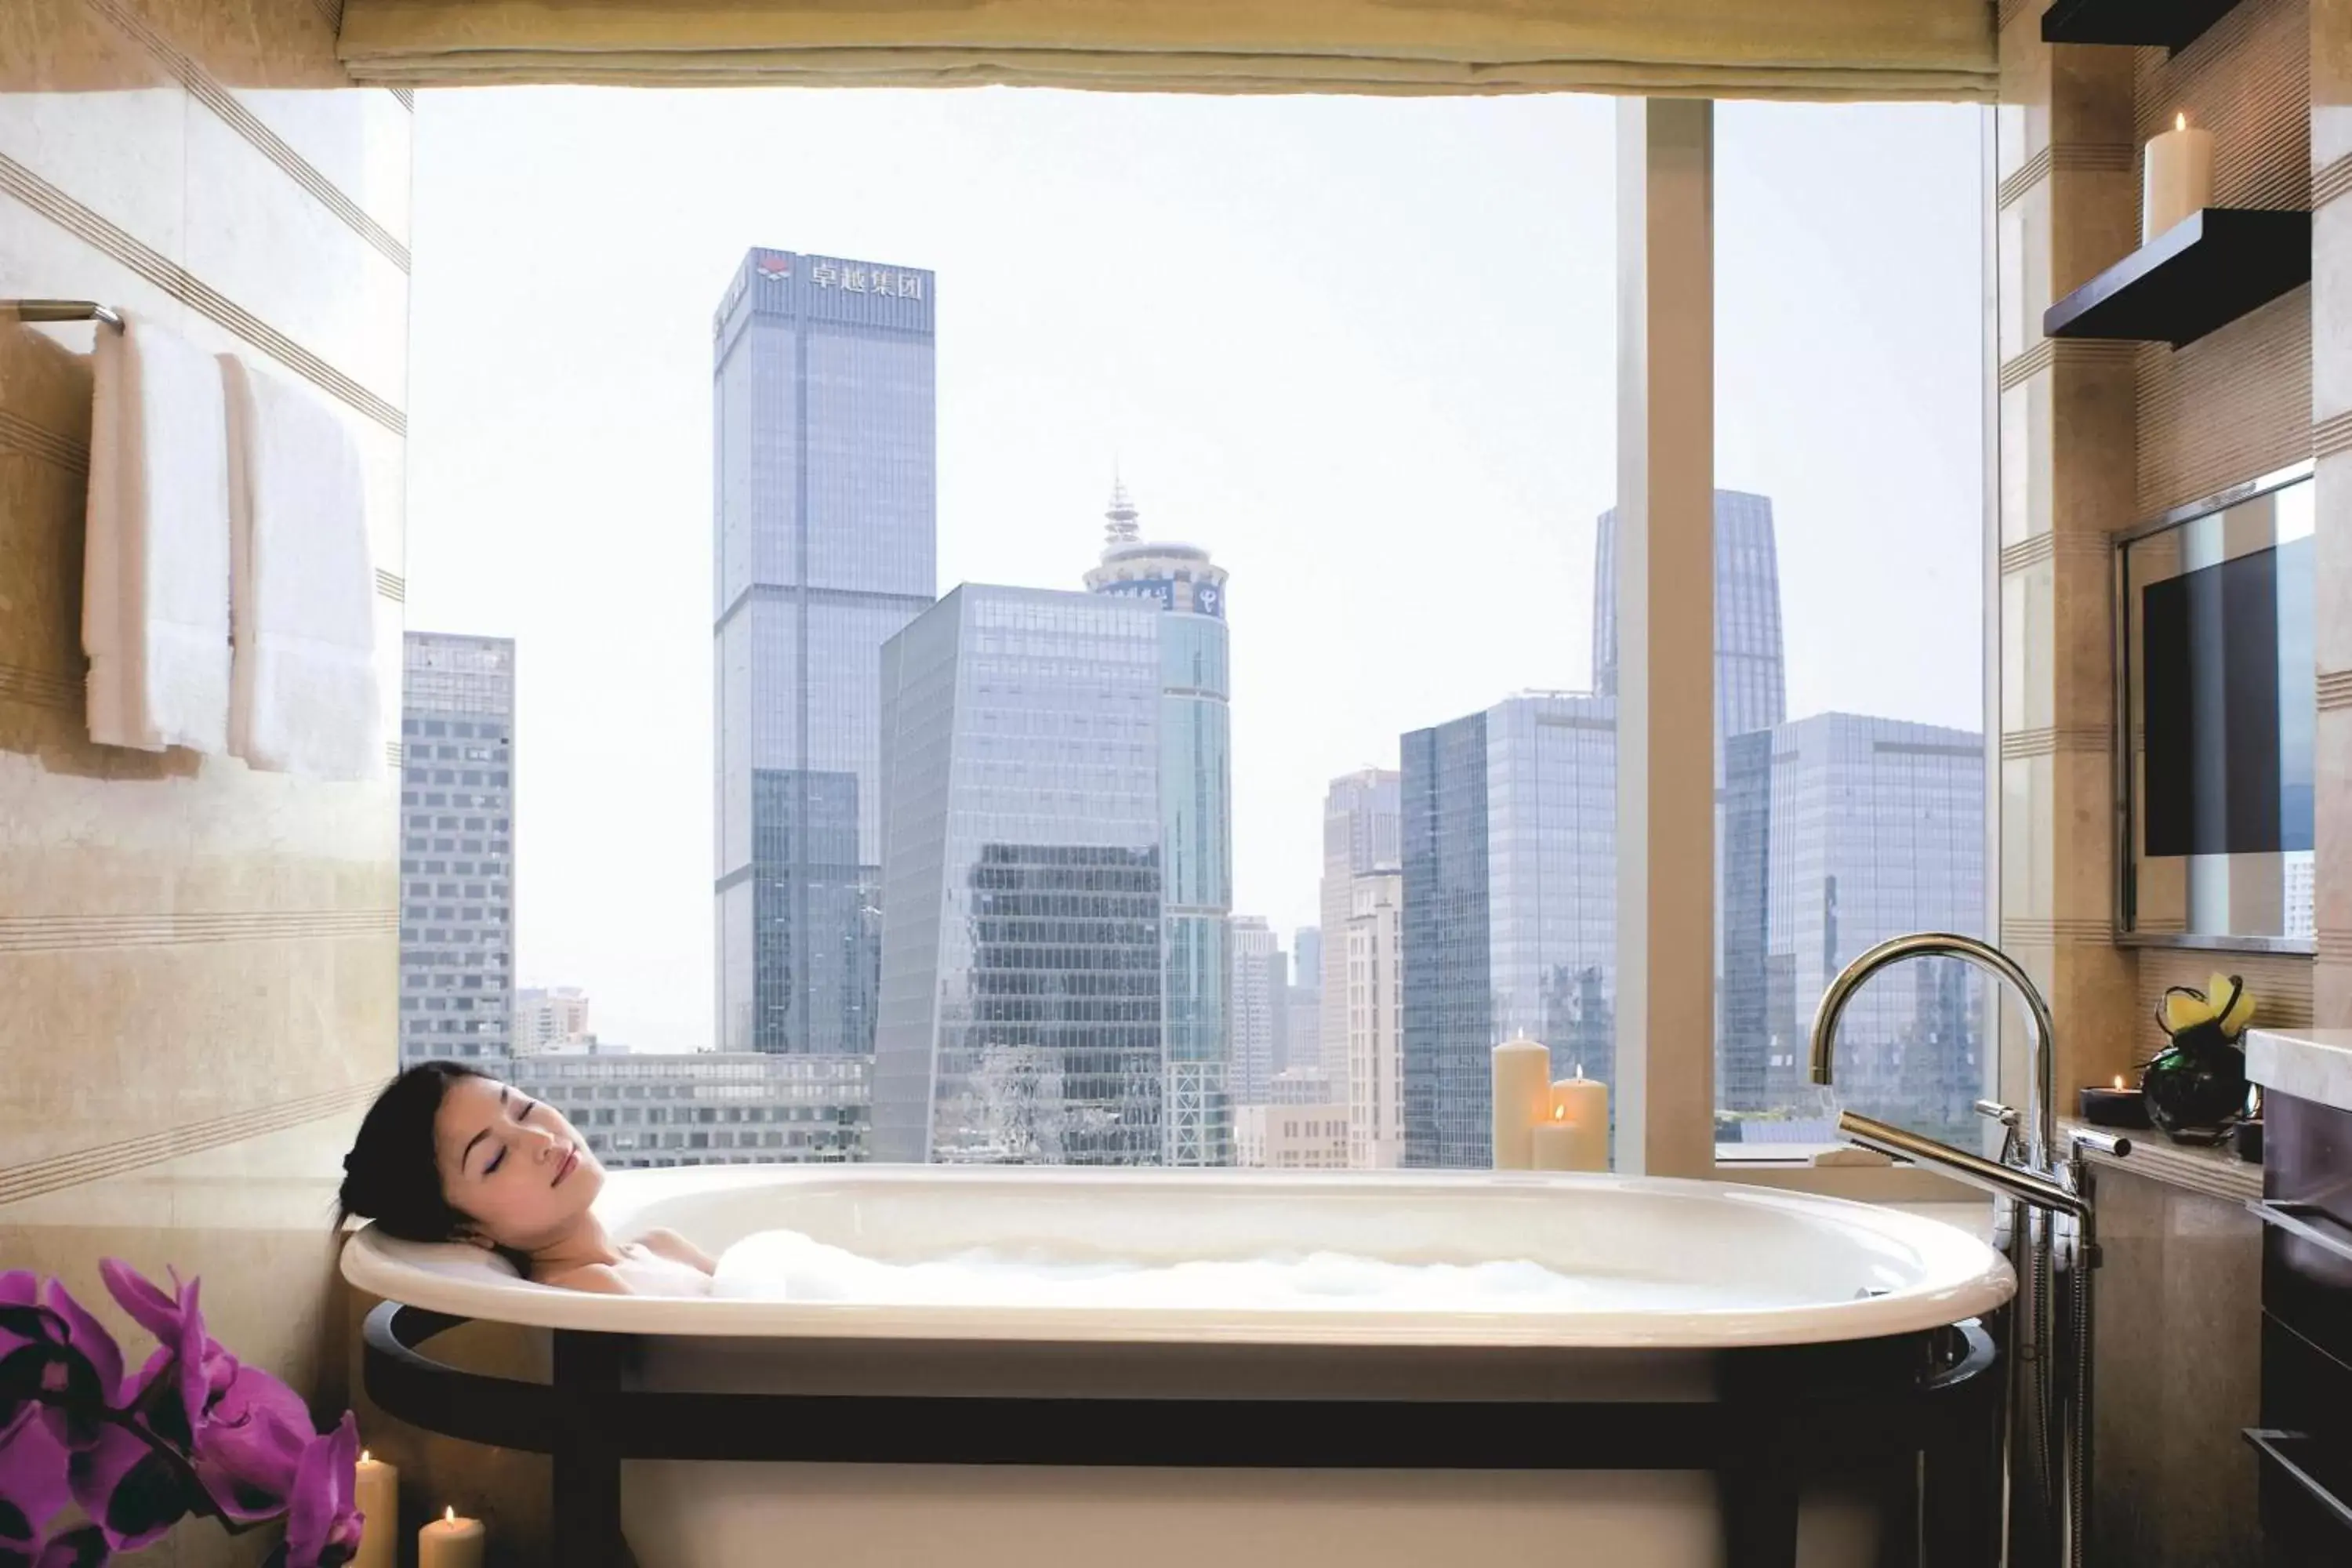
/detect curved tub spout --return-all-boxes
[1809,930,2056,1173]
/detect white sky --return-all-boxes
[404,89,1985,1054]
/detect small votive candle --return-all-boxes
[2143,111,2213,241]
[1531,1071,1609,1172]
[2078,1073,2151,1130]
[419,1505,485,1568]
[351,1450,397,1568]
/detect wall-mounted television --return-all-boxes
[2118,465,2314,949]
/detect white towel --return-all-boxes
[82,311,231,753]
[220,355,380,780]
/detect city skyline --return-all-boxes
[403,89,1984,1053]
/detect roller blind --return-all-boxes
[336,0,1996,100]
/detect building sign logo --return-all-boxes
[810,261,924,299]
[755,256,792,280]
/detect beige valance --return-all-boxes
[336,1,1997,101]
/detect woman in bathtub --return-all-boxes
[339,1061,715,1295]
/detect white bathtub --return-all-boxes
[343,1165,2012,1568]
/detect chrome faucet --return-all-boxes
[1809,931,2122,1568]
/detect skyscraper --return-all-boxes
[1083,485,1234,1167]
[1344,870,1406,1169]
[1400,693,1617,1168]
[1718,713,1985,1142]
[1286,926,1323,1077]
[1319,770,1401,1102]
[399,633,517,1069]
[1592,490,1788,741]
[1229,916,1281,1108]
[713,247,937,1059]
[872,586,1166,1164]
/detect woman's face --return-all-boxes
[432,1075,604,1252]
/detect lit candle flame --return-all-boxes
[2176,111,2187,132]
[445,1507,456,1525]
[1552,1105,1566,1122]
[360,1449,371,1464]
[2113,1074,2128,1091]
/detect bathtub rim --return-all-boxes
[339,1164,2013,1349]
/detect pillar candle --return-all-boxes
[351,1451,397,1568]
[1531,1073,1610,1171]
[419,1507,484,1568]
[2143,111,2213,241]
[1490,1034,1552,1170]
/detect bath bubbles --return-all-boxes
[710,1230,1795,1313]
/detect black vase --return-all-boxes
[2142,1021,2250,1142]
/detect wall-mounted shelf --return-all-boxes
[2040,0,2244,52]
[2042,208,2311,349]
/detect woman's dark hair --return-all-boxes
[339,1061,527,1272]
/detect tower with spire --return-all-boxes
[1081,480,1234,1166]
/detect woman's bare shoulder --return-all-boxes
[538,1261,632,1294]
[637,1228,717,1274]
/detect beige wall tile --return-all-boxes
[1,22,407,1568]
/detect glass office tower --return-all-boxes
[872,586,1167,1164]
[1083,485,1234,1166]
[713,247,936,1058]
[1718,713,1986,1143]
[1400,693,1618,1169]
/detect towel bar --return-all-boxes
[5,299,125,330]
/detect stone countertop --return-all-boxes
[2245,1028,2352,1116]
[2062,1116,2261,1205]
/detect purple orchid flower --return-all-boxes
[0,1275,125,1454]
[96,1262,312,1525]
[0,1385,108,1568]
[278,1413,362,1568]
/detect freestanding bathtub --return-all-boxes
[343,1164,2013,1568]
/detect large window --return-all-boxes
[403,88,1988,1176]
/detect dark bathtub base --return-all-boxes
[362,1302,2004,1568]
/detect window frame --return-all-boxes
[1614,100,1995,1203]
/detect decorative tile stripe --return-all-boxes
[0,908,397,953]
[2000,727,2107,760]
[390,88,414,110]
[1998,339,2053,390]
[2318,409,2352,461]
[308,0,344,34]
[0,407,87,472]
[0,1080,379,1210]
[2002,143,2136,208]
[1997,147,2050,210]
[2318,154,2352,209]
[386,740,403,768]
[0,662,82,713]
[1996,337,2136,393]
[1996,0,2034,31]
[374,568,405,601]
[1998,917,2114,946]
[2053,143,2136,174]
[2320,670,2352,711]
[82,0,409,272]
[2318,931,2352,963]
[0,152,405,437]
[1998,533,2054,573]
